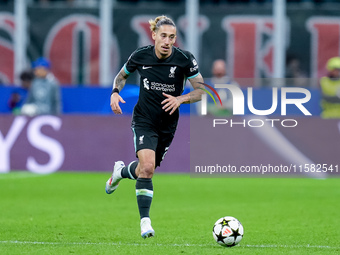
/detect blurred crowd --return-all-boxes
[320,57,340,118]
[7,57,61,116]
[3,54,340,119]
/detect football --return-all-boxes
[212,216,244,247]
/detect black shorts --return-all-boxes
[131,123,176,167]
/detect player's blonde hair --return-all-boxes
[149,15,176,32]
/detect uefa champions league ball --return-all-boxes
[212,216,244,247]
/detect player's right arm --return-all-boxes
[110,67,129,114]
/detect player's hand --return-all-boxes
[161,92,180,115]
[110,93,126,114]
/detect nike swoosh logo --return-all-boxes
[142,66,152,69]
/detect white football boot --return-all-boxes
[105,161,125,194]
[140,217,155,239]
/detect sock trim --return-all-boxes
[136,189,154,197]
[127,160,137,180]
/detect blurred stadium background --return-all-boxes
[0,0,339,175]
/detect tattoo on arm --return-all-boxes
[179,74,205,104]
[113,68,129,91]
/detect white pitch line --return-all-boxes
[244,244,339,249]
[0,241,339,249]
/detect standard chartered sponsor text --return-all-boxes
[151,82,175,92]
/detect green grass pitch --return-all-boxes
[0,172,339,255]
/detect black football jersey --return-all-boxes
[124,45,200,128]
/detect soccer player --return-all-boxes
[105,15,205,238]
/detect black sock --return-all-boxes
[136,178,153,219]
[121,161,138,179]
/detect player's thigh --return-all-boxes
[131,125,158,154]
[155,131,175,167]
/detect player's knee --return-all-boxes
[139,162,155,178]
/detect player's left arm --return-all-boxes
[162,73,205,115]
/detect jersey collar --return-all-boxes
[152,45,175,63]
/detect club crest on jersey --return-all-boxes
[139,135,144,145]
[143,78,150,90]
[169,66,177,78]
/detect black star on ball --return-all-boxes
[216,232,225,243]
[229,227,242,240]
[222,219,230,226]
